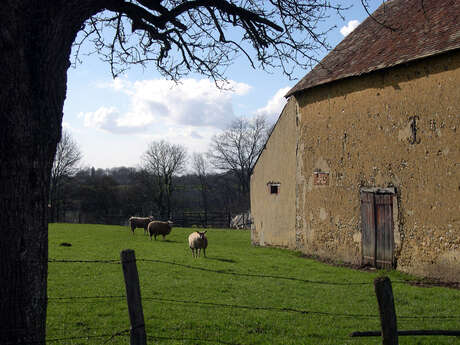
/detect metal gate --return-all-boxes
[360,189,395,269]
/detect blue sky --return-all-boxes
[63,1,381,170]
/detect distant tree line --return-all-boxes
[52,165,245,227]
[49,117,270,227]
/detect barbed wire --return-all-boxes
[51,294,460,321]
[2,293,446,320]
[137,258,373,286]
[146,334,243,345]
[141,296,460,320]
[43,255,460,331]
[0,328,130,345]
[48,295,126,303]
[48,258,120,264]
[142,296,379,319]
[47,256,460,287]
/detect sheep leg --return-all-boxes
[203,248,206,258]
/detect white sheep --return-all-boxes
[148,220,173,240]
[128,216,154,235]
[188,231,208,258]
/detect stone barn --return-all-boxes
[251,0,460,282]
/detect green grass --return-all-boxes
[47,223,460,345]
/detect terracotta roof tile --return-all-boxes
[286,0,460,97]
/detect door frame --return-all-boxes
[360,187,396,269]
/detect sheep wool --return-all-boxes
[128,216,154,235]
[148,220,173,240]
[188,231,208,258]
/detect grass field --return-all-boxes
[47,223,459,345]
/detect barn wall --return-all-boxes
[295,51,460,281]
[250,97,297,248]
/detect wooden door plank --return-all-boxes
[360,191,376,266]
[375,194,394,269]
[384,194,394,268]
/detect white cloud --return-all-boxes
[83,78,251,134]
[61,121,84,135]
[96,76,133,92]
[254,87,290,123]
[340,20,360,36]
[79,106,140,134]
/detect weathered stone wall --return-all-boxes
[295,51,460,281]
[251,97,297,248]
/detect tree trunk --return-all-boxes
[0,2,102,344]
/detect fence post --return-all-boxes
[121,249,147,345]
[374,276,398,345]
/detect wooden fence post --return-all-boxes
[374,276,398,345]
[121,249,147,345]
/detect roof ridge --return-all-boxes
[286,0,460,97]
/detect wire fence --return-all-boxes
[44,294,460,321]
[3,255,459,345]
[47,256,460,287]
[0,331,130,345]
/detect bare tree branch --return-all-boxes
[71,0,348,81]
[50,130,83,222]
[207,116,268,195]
[141,140,187,218]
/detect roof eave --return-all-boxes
[285,46,460,99]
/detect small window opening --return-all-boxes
[267,181,280,195]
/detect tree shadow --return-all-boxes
[206,257,237,263]
[150,239,180,243]
[138,258,371,286]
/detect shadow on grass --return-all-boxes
[148,239,181,243]
[141,296,378,319]
[138,258,370,286]
[206,257,237,263]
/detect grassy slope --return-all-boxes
[47,223,460,345]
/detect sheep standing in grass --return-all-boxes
[128,216,154,235]
[188,231,208,258]
[148,220,173,240]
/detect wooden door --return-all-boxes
[360,191,394,269]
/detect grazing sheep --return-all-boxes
[188,231,208,258]
[128,216,154,235]
[148,220,173,240]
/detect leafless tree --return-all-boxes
[141,140,187,219]
[208,116,268,197]
[192,152,212,226]
[1,1,354,343]
[75,1,347,81]
[50,130,83,222]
